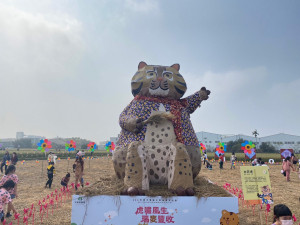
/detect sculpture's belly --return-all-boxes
[144,120,176,146]
[145,144,171,184]
[143,120,176,184]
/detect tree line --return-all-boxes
[226,139,276,153]
[10,138,93,150]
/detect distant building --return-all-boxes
[258,133,300,151]
[15,132,44,145]
[196,131,300,152]
[110,137,118,143]
[0,138,16,149]
[99,141,107,150]
[16,132,24,139]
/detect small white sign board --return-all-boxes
[71,195,238,225]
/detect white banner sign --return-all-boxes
[71,195,238,225]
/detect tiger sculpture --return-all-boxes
[113,61,210,195]
[219,210,239,225]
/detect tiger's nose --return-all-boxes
[157,77,163,81]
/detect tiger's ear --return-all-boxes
[171,63,180,71]
[222,210,228,215]
[138,61,147,70]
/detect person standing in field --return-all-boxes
[0,165,19,218]
[45,162,55,188]
[252,158,257,166]
[0,180,17,222]
[290,153,298,171]
[282,157,293,182]
[203,151,207,165]
[10,153,18,166]
[256,157,262,166]
[73,152,84,190]
[219,154,224,169]
[230,152,236,169]
[1,152,10,174]
[47,152,54,165]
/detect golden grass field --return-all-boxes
[6,157,300,225]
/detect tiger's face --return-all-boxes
[131,61,187,99]
[220,210,239,225]
[261,185,271,195]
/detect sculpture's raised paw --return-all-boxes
[200,87,211,100]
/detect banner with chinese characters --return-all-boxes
[240,166,273,205]
[71,195,238,225]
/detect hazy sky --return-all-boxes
[0,0,299,142]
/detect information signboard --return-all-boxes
[71,195,238,225]
[240,166,273,205]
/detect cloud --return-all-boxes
[185,66,268,98]
[0,1,299,142]
[0,2,84,82]
[124,0,159,12]
[104,210,118,219]
[183,66,300,137]
[0,2,86,139]
[201,217,212,223]
[184,67,268,134]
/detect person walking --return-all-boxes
[0,165,19,218]
[11,153,18,166]
[73,152,84,190]
[282,157,293,182]
[1,152,10,174]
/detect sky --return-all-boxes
[0,0,300,142]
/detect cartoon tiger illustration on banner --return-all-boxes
[220,210,239,225]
